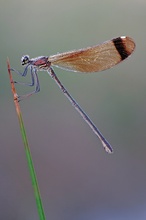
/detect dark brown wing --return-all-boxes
[48,36,135,73]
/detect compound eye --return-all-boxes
[21,55,30,65]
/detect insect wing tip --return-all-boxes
[122,36,136,55]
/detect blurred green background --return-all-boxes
[0,0,146,219]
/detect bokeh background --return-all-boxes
[0,0,146,219]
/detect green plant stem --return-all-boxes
[7,59,46,220]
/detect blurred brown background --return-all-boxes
[0,0,146,219]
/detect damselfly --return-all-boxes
[12,36,135,153]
